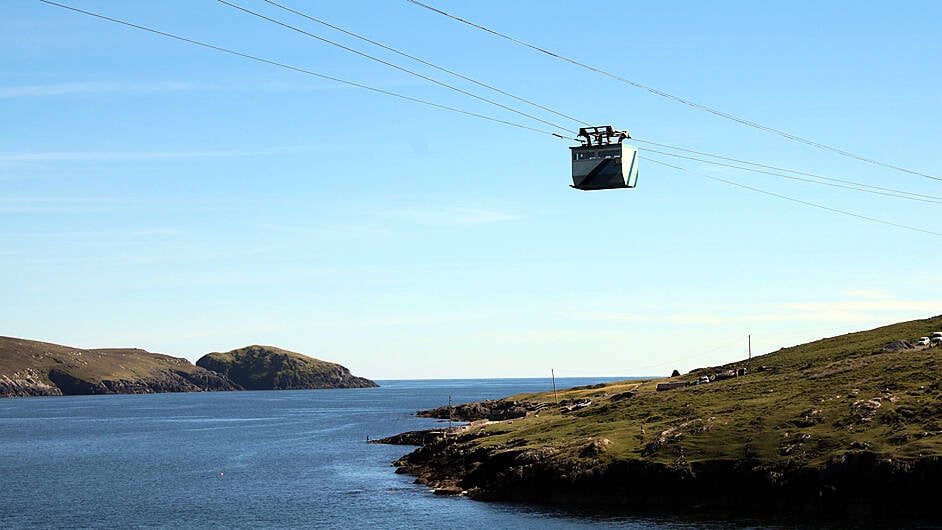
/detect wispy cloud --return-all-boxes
[0,196,122,213]
[0,145,332,162]
[576,296,942,327]
[0,80,204,98]
[378,205,521,226]
[260,222,390,238]
[3,227,184,239]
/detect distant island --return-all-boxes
[376,315,942,521]
[0,337,376,397]
[196,345,377,390]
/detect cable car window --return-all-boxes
[600,149,620,159]
[576,151,598,161]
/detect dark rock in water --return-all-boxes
[370,430,446,447]
[196,345,377,390]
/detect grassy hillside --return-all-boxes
[471,315,942,467]
[388,315,942,518]
[0,336,236,396]
[196,345,377,390]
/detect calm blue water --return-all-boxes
[0,378,764,529]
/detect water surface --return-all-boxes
[0,378,770,529]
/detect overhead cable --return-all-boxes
[218,0,573,135]
[644,157,942,238]
[34,0,942,238]
[45,0,929,203]
[643,148,942,205]
[634,138,942,202]
[406,0,940,183]
[262,0,589,128]
[36,0,565,138]
[254,1,941,203]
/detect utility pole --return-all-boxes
[551,369,559,404]
[748,334,752,361]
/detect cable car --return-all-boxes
[570,126,639,190]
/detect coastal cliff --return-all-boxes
[0,337,238,397]
[1,337,377,397]
[196,345,377,390]
[379,315,942,520]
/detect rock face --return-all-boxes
[196,345,377,390]
[392,431,942,519]
[0,337,240,397]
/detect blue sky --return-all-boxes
[3,1,940,379]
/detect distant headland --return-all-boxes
[0,336,376,397]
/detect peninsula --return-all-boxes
[0,337,376,397]
[378,315,942,521]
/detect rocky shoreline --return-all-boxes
[377,398,942,521]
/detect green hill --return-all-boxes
[383,315,942,520]
[0,336,237,397]
[196,345,377,390]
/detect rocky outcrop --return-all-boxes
[45,367,239,395]
[196,345,377,390]
[0,369,63,397]
[418,400,546,421]
[388,426,942,520]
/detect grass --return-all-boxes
[454,315,942,470]
[196,344,374,389]
[0,336,202,385]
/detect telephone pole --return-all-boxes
[551,369,559,404]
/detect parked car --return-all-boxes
[916,337,931,346]
[932,336,942,346]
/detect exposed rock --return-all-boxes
[45,367,238,395]
[852,399,882,423]
[418,400,544,422]
[0,336,240,397]
[388,429,942,520]
[0,368,62,397]
[883,340,914,352]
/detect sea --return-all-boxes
[0,378,777,529]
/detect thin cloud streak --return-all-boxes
[577,299,942,326]
[0,145,334,162]
[0,80,202,98]
[377,205,521,226]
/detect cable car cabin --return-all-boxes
[570,126,639,191]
